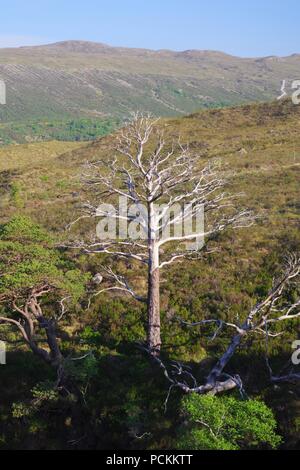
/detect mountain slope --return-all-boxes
[1,98,299,226]
[0,99,299,451]
[0,41,299,122]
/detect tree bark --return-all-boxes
[43,319,63,366]
[147,201,161,356]
[206,332,245,386]
[147,256,161,355]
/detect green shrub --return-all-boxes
[177,394,282,450]
[10,182,24,208]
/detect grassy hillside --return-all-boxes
[1,99,299,296]
[0,99,299,449]
[1,98,298,224]
[0,40,300,124]
[0,140,83,172]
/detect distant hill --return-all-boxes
[0,40,299,123]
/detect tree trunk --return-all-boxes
[206,332,245,386]
[31,317,69,390]
[44,319,63,366]
[147,239,161,356]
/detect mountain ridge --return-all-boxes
[0,40,300,122]
[4,40,299,60]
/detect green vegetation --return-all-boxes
[177,394,282,450]
[0,118,120,145]
[0,215,88,298]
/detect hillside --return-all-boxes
[1,99,299,225]
[1,99,299,279]
[0,40,299,125]
[0,99,300,449]
[2,99,299,312]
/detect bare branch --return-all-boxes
[88,266,146,307]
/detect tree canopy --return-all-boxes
[0,215,89,302]
[178,393,282,450]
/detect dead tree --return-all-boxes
[74,114,254,356]
[148,253,300,396]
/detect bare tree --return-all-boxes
[148,253,300,397]
[73,114,254,356]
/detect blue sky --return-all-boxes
[0,0,299,57]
